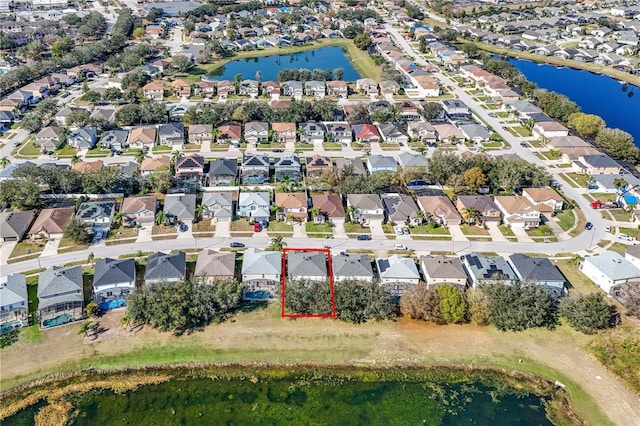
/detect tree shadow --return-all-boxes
[238,300,269,313]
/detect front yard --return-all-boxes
[460,225,489,236]
[305,222,333,237]
[8,240,45,262]
[266,220,293,237]
[343,222,371,235]
[526,224,555,237]
[230,218,254,236]
[555,210,576,232]
[562,173,591,189]
[192,221,216,235]
[105,226,139,244]
[152,225,177,235]
[57,236,89,253]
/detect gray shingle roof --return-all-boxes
[93,258,136,287]
[332,254,374,279]
[194,250,236,278]
[507,254,565,283]
[209,159,237,178]
[0,210,35,240]
[144,251,186,282]
[376,255,420,279]
[164,193,196,220]
[287,251,328,279]
[0,273,27,309]
[38,266,83,310]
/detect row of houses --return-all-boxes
[0,248,569,333]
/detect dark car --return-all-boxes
[357,235,372,241]
[230,242,245,248]
[585,222,593,230]
[273,149,284,153]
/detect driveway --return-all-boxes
[511,226,534,243]
[369,220,386,238]
[136,224,153,243]
[40,238,62,257]
[486,222,508,242]
[544,214,570,241]
[293,223,308,238]
[176,220,193,239]
[0,241,16,264]
[448,225,469,242]
[332,220,347,239]
[214,220,231,238]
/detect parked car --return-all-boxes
[393,243,408,250]
[585,222,593,230]
[272,149,283,153]
[617,233,633,241]
[402,227,410,235]
[394,226,403,235]
[357,235,371,241]
[605,225,611,232]
[11,140,21,147]
[230,242,245,248]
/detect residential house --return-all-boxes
[92,258,136,310]
[241,248,282,299]
[590,174,640,194]
[335,157,366,176]
[208,159,238,186]
[325,122,352,144]
[311,193,345,224]
[547,135,591,149]
[356,78,378,95]
[507,254,566,296]
[533,121,570,138]
[299,122,325,144]
[99,129,129,151]
[67,127,97,150]
[304,80,325,98]
[0,274,28,334]
[420,255,468,290]
[194,81,216,97]
[262,81,280,96]
[456,195,501,224]
[120,195,157,226]
[375,255,421,296]
[217,124,242,144]
[347,194,384,226]
[367,154,397,174]
[38,266,84,328]
[271,122,297,143]
[287,251,328,282]
[332,253,374,283]
[0,210,35,242]
[573,154,620,175]
[188,124,213,145]
[202,192,234,222]
[144,251,186,284]
[194,250,236,283]
[238,192,271,223]
[458,123,491,142]
[28,207,75,240]
[442,99,471,118]
[239,80,260,97]
[164,193,196,222]
[282,81,304,98]
[494,196,541,228]
[378,123,409,145]
[579,251,640,294]
[140,155,170,176]
[72,160,103,174]
[54,106,85,127]
[408,122,438,144]
[142,81,164,101]
[91,106,117,123]
[433,124,464,144]
[128,127,157,150]
[175,154,205,186]
[244,121,269,144]
[625,246,640,270]
[416,195,461,226]
[461,253,517,288]
[241,154,270,184]
[398,152,429,170]
[158,123,185,148]
[381,193,420,225]
[76,201,116,230]
[353,124,382,143]
[171,79,191,97]
[35,126,64,153]
[522,187,564,213]
[326,80,348,98]
[275,192,308,222]
[306,154,333,178]
[274,155,302,182]
[217,80,235,99]
[379,80,401,95]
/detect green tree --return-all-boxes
[354,32,372,50]
[133,27,145,40]
[283,279,333,315]
[0,156,10,168]
[400,282,440,322]
[467,289,490,325]
[85,300,99,317]
[462,166,487,192]
[63,217,91,244]
[595,128,639,164]
[568,112,605,137]
[335,280,397,323]
[171,55,192,72]
[437,285,468,324]
[0,178,42,210]
[560,293,616,334]
[51,37,75,58]
[484,283,558,332]
[146,7,164,22]
[420,102,443,120]
[65,109,91,127]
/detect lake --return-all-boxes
[506,58,640,146]
[4,368,560,425]
[207,46,362,82]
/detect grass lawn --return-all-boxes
[183,143,202,152]
[305,222,333,236]
[152,225,177,235]
[58,236,89,253]
[460,225,489,236]
[322,142,342,151]
[256,143,285,151]
[511,126,532,137]
[230,218,254,236]
[618,227,639,238]
[343,222,371,234]
[526,224,555,237]
[106,226,139,241]
[607,209,632,222]
[607,242,629,254]
[498,225,516,237]
[379,143,399,150]
[553,259,600,295]
[85,148,112,158]
[539,150,562,161]
[409,224,450,235]
[589,326,640,394]
[8,240,45,259]
[152,145,172,153]
[193,221,215,233]
[15,139,41,157]
[54,144,77,158]
[563,173,591,188]
[266,221,293,237]
[556,210,576,232]
[591,193,617,203]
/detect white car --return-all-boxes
[616,233,633,241]
[393,244,408,250]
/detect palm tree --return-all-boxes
[195,204,204,222]
[614,177,628,192]
[135,149,150,165]
[269,235,286,251]
[70,154,80,165]
[211,127,221,144]
[461,207,480,225]
[155,210,167,226]
[0,156,10,168]
[171,149,181,166]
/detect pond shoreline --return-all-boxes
[0,363,584,425]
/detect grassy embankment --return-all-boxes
[195,38,383,81]
[0,304,623,426]
[468,39,640,87]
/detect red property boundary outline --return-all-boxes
[281,247,336,318]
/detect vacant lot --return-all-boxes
[2,305,639,425]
